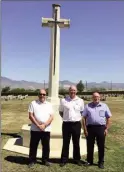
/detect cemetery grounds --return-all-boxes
[1,96,124,172]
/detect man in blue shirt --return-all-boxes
[82,92,112,169]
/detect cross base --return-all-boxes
[3,137,98,158]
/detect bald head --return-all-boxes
[38,89,46,102]
[92,92,101,103]
[39,89,46,95]
[69,85,77,99]
[69,85,77,92]
[93,92,100,97]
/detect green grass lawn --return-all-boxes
[1,96,124,172]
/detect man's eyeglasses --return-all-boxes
[39,93,46,96]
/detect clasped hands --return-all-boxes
[37,122,46,131]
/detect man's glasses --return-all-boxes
[39,93,46,96]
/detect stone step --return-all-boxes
[3,137,98,158]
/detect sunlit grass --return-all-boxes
[1,96,124,172]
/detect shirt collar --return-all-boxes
[65,96,79,102]
[37,100,47,104]
[91,102,102,107]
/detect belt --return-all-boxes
[63,121,80,123]
[87,125,105,127]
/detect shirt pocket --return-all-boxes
[99,110,105,117]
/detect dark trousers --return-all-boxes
[61,121,81,163]
[86,125,105,164]
[29,130,50,162]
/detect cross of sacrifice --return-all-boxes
[41,4,70,101]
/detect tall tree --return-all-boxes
[76,80,84,93]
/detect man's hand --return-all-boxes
[38,124,46,131]
[84,129,88,137]
[104,129,108,136]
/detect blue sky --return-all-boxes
[2,1,124,83]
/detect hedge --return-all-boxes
[1,90,124,96]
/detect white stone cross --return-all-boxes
[41,4,70,104]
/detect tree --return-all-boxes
[10,88,25,93]
[76,80,85,93]
[2,86,10,93]
[35,89,40,93]
[99,87,106,92]
[59,87,67,95]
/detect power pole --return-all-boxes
[111,81,112,91]
[85,81,87,91]
[44,80,45,89]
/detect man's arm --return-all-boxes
[40,104,54,130]
[82,105,88,137]
[104,117,111,136]
[80,99,84,115]
[82,117,88,137]
[44,115,54,127]
[105,104,112,135]
[82,117,87,131]
[29,112,41,129]
[106,117,111,130]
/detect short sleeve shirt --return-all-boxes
[28,100,54,132]
[59,96,84,122]
[82,102,112,126]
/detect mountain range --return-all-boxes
[1,76,124,90]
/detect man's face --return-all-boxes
[38,90,46,102]
[69,87,77,98]
[92,93,100,103]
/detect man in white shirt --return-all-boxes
[28,89,54,167]
[59,86,84,167]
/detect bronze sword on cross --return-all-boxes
[48,9,64,75]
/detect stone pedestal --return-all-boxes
[47,97,60,111]
[21,121,63,149]
[21,107,87,158]
[3,114,97,158]
[21,123,89,158]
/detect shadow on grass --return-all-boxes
[1,132,21,138]
[5,156,98,166]
[5,156,30,165]
[49,158,86,164]
[49,159,98,166]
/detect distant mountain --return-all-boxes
[59,80,75,88]
[87,82,124,90]
[1,76,124,90]
[1,77,44,89]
